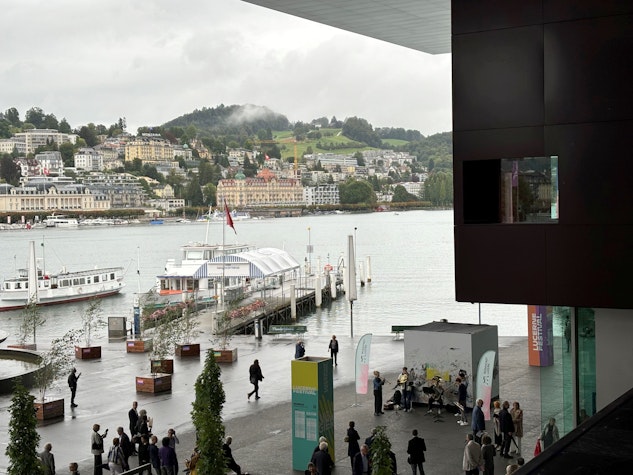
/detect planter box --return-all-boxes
[150,359,174,374]
[135,374,172,393]
[7,343,37,350]
[175,343,200,357]
[75,345,102,360]
[34,397,64,420]
[213,348,238,363]
[126,339,153,353]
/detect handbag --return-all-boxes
[344,436,349,443]
[534,438,542,456]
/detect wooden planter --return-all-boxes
[135,374,172,393]
[150,358,174,374]
[34,397,64,420]
[213,348,238,363]
[175,343,200,357]
[75,345,102,359]
[7,343,37,350]
[126,339,153,353]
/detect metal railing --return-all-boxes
[121,463,152,475]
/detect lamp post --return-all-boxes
[307,226,312,275]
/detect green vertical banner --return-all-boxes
[291,356,334,471]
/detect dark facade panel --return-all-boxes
[452,0,542,34]
[545,0,633,22]
[454,225,548,304]
[453,127,544,162]
[544,14,633,124]
[453,26,544,131]
[545,121,633,226]
[546,226,633,309]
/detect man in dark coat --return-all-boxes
[499,400,516,458]
[68,367,81,407]
[247,359,264,400]
[407,429,427,475]
[352,444,371,475]
[128,401,139,436]
[311,441,334,475]
[472,399,486,443]
[222,436,242,475]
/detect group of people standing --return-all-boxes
[88,401,180,475]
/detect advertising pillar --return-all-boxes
[291,356,334,471]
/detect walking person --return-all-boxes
[328,335,339,365]
[471,399,486,444]
[295,339,305,359]
[492,400,502,449]
[346,421,361,468]
[510,401,523,455]
[39,442,56,475]
[463,433,483,475]
[91,424,108,475]
[373,370,385,416]
[222,436,242,475]
[247,359,264,400]
[499,401,515,459]
[68,367,81,408]
[407,429,427,475]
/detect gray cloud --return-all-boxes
[1,0,451,135]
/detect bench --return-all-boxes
[391,325,419,340]
[268,324,307,337]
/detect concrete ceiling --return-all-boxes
[242,0,451,55]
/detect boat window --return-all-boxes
[187,250,204,260]
[16,282,22,289]
[94,275,100,283]
[80,278,86,285]
[87,277,91,284]
[110,273,115,280]
[160,280,168,291]
[73,278,80,286]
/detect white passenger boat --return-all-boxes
[0,241,125,311]
[43,213,79,228]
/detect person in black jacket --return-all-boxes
[347,421,361,468]
[407,429,427,475]
[311,441,334,475]
[68,368,81,408]
[499,400,516,458]
[223,436,242,475]
[247,359,264,400]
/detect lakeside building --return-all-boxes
[246,1,633,471]
[77,172,146,208]
[217,168,303,207]
[303,184,340,206]
[74,147,104,171]
[0,180,109,212]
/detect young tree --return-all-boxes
[370,426,394,475]
[6,382,43,475]
[191,350,226,475]
[18,299,46,347]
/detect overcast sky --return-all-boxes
[1,0,452,136]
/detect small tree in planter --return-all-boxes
[6,382,43,475]
[175,301,201,357]
[11,298,45,350]
[148,312,178,374]
[75,298,107,359]
[191,350,226,475]
[211,305,237,363]
[34,330,79,420]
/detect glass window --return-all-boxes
[500,156,559,223]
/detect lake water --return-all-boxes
[0,210,527,343]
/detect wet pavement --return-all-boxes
[0,313,541,474]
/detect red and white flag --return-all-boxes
[265,154,270,160]
[224,199,236,234]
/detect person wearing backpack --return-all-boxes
[107,438,127,475]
